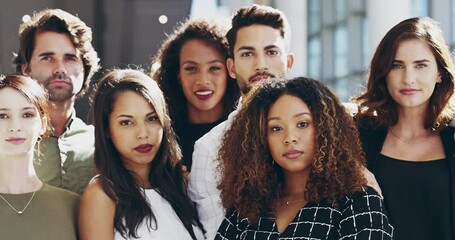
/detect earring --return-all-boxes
[37,136,42,142]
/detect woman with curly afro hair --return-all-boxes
[215,77,393,239]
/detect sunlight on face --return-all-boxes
[386,39,440,111]
[0,87,43,157]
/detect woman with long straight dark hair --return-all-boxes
[78,69,205,239]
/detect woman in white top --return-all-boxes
[78,69,205,239]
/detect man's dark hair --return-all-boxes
[226,4,291,58]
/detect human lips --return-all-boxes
[250,73,274,83]
[48,79,71,87]
[282,149,303,159]
[134,144,153,154]
[399,88,419,95]
[5,137,26,144]
[194,89,214,100]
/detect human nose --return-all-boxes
[136,122,149,140]
[8,119,22,132]
[283,130,297,144]
[403,68,416,85]
[196,71,210,86]
[254,54,269,72]
[53,60,68,76]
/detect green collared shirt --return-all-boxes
[34,113,96,195]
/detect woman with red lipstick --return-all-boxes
[0,74,79,239]
[78,69,205,239]
[353,17,455,240]
[152,18,240,171]
[215,77,393,239]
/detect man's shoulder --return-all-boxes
[195,118,232,147]
[65,116,94,136]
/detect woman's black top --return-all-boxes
[376,154,451,240]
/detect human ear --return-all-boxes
[21,64,30,75]
[226,58,236,79]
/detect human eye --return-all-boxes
[65,55,79,62]
[240,51,253,57]
[391,63,403,69]
[209,65,222,71]
[147,115,159,122]
[268,125,283,132]
[183,66,197,73]
[0,113,8,119]
[119,120,133,126]
[40,55,52,61]
[267,50,279,56]
[416,63,427,69]
[297,121,310,128]
[23,111,36,118]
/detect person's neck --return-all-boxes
[390,105,436,143]
[187,104,225,124]
[0,154,42,194]
[127,164,152,189]
[281,170,310,199]
[49,99,75,136]
[395,105,428,132]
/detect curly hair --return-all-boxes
[91,69,204,239]
[13,9,100,97]
[353,17,455,130]
[151,18,239,133]
[218,77,367,223]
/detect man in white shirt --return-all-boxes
[188,4,294,238]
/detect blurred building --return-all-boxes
[213,0,454,101]
[0,0,453,120]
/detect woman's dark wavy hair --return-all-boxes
[152,18,239,133]
[14,9,100,97]
[353,17,455,130]
[91,69,204,239]
[218,77,367,223]
[0,74,51,140]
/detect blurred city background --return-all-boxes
[0,0,452,120]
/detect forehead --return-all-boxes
[268,94,310,117]
[0,87,35,109]
[395,39,435,60]
[32,31,79,56]
[111,90,155,114]
[180,39,225,62]
[234,24,287,51]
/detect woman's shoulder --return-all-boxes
[79,178,116,221]
[41,184,79,201]
[336,187,393,239]
[338,187,383,210]
[80,178,115,207]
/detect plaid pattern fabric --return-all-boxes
[188,106,241,239]
[215,187,393,240]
